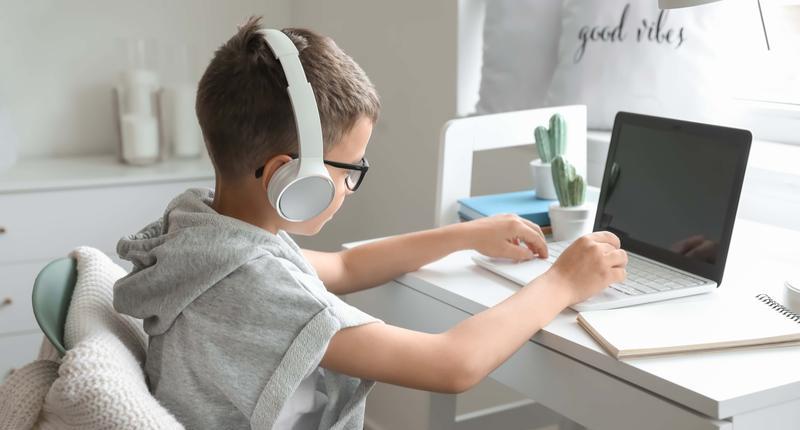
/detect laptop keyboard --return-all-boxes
[545,241,708,296]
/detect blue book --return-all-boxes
[458,190,555,226]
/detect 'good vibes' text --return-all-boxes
[574,4,686,63]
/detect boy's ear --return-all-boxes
[258,154,294,192]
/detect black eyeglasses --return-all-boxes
[255,154,370,192]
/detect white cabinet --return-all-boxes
[0,155,214,379]
[1,261,46,334]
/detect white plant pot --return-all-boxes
[529,159,557,200]
[549,203,593,242]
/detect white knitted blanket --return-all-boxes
[0,247,184,430]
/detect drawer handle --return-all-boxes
[0,226,5,235]
[0,297,11,307]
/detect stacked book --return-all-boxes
[458,190,556,228]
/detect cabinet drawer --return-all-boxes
[0,180,212,264]
[0,331,43,382]
[0,260,55,334]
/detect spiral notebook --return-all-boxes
[577,294,800,359]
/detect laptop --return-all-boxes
[473,112,752,311]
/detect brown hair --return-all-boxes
[196,16,380,180]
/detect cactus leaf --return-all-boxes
[534,113,567,163]
[534,126,551,162]
[550,113,567,159]
[570,175,586,207]
[551,155,585,207]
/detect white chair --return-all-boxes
[436,105,588,227]
[0,247,183,430]
[428,106,589,429]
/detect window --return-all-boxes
[733,1,800,145]
[736,1,800,105]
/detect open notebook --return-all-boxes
[577,293,800,359]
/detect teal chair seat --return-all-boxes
[31,257,78,356]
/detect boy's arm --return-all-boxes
[320,232,627,392]
[303,215,548,295]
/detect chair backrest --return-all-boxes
[32,257,77,356]
[435,105,587,227]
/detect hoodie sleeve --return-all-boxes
[279,259,380,329]
[149,253,379,428]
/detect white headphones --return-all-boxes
[259,29,335,222]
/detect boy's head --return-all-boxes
[197,16,380,235]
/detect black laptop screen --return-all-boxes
[595,113,751,283]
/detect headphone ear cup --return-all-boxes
[267,159,301,213]
[267,159,335,222]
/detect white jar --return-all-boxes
[119,69,159,117]
[162,84,202,158]
[115,68,161,165]
[530,159,557,200]
[120,114,160,165]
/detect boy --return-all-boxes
[113,17,627,430]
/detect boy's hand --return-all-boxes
[462,214,548,262]
[544,231,628,305]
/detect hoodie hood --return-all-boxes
[113,187,316,336]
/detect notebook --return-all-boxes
[457,190,554,226]
[577,293,800,359]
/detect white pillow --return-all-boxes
[475,0,563,114]
[546,0,757,129]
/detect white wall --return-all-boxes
[0,0,519,246]
[0,0,291,159]
[290,0,460,252]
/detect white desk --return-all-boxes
[344,219,800,430]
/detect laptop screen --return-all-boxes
[595,112,751,284]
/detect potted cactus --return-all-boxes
[548,155,593,241]
[529,113,566,200]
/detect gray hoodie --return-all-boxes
[113,188,379,430]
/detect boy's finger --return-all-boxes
[605,249,628,268]
[518,218,546,242]
[589,231,621,249]
[507,242,536,261]
[609,267,627,284]
[596,242,616,253]
[515,227,548,258]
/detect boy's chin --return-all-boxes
[285,219,328,236]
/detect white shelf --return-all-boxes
[0,155,215,193]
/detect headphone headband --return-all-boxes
[259,28,334,222]
[258,29,324,161]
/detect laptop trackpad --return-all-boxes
[472,255,552,286]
